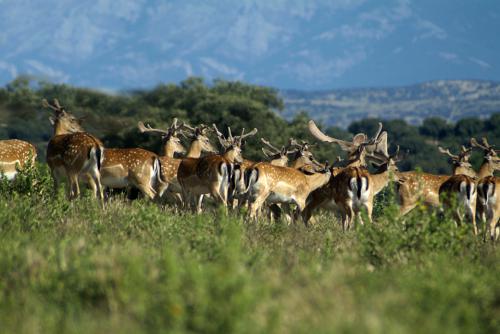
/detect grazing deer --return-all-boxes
[178,124,257,212]
[0,139,37,180]
[138,121,218,202]
[302,121,390,229]
[395,145,475,216]
[43,99,104,202]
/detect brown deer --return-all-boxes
[439,174,478,235]
[138,121,218,201]
[470,137,500,239]
[245,161,332,221]
[477,176,499,241]
[178,124,257,212]
[302,121,390,229]
[395,145,475,216]
[0,139,37,180]
[43,99,104,202]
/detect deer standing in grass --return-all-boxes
[435,144,483,235]
[470,138,500,240]
[302,121,392,229]
[395,145,475,216]
[244,136,333,221]
[138,121,218,203]
[178,124,257,212]
[43,99,104,202]
[0,139,37,180]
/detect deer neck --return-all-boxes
[53,122,77,136]
[370,166,396,195]
[162,141,177,158]
[477,159,494,178]
[270,156,288,167]
[186,140,202,158]
[305,171,331,192]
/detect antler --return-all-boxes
[438,146,459,160]
[42,98,64,114]
[308,120,354,151]
[261,138,281,154]
[137,121,169,135]
[237,128,258,145]
[482,137,492,149]
[212,124,232,148]
[470,137,487,150]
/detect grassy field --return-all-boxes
[0,166,498,333]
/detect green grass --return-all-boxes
[0,166,498,333]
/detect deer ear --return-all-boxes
[49,116,55,125]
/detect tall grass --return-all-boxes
[0,166,498,333]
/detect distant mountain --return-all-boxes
[281,80,500,128]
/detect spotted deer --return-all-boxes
[395,145,475,217]
[439,174,478,234]
[470,137,500,239]
[43,99,104,202]
[245,159,331,221]
[477,176,499,241]
[301,121,390,229]
[178,124,257,212]
[138,121,217,201]
[0,139,37,180]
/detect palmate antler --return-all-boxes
[309,120,388,158]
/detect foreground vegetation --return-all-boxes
[0,166,498,333]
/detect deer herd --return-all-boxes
[0,99,499,240]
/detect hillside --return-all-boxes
[281,80,500,128]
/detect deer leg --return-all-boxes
[196,195,204,214]
[87,167,104,206]
[248,194,267,221]
[68,173,80,200]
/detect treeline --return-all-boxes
[0,76,499,174]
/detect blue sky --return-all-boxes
[0,0,499,90]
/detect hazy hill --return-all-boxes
[281,80,500,128]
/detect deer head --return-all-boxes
[138,119,186,156]
[438,145,473,169]
[369,145,401,173]
[180,123,218,154]
[213,124,257,163]
[261,138,297,165]
[42,98,85,135]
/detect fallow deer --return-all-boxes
[138,121,218,202]
[245,160,332,221]
[302,120,390,229]
[43,99,104,202]
[395,145,475,216]
[477,176,499,240]
[0,139,37,180]
[470,137,500,239]
[434,145,479,234]
[178,124,257,212]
